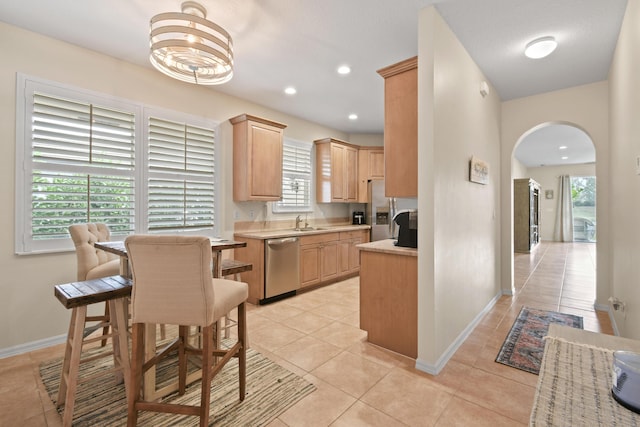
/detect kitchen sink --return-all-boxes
[294,227,317,232]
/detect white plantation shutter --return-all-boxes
[275,139,312,212]
[16,74,220,254]
[29,91,136,242]
[147,117,216,231]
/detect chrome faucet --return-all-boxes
[295,215,302,230]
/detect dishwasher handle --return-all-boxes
[267,237,299,248]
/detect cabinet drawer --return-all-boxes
[299,232,339,246]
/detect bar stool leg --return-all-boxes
[57,305,87,427]
[110,298,130,387]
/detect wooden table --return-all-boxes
[94,238,246,401]
[95,238,247,279]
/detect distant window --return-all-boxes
[274,138,312,212]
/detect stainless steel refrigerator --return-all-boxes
[366,180,397,241]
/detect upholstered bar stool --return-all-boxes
[125,235,248,427]
[69,223,120,346]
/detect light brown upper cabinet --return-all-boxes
[357,147,384,203]
[377,57,417,198]
[314,138,358,203]
[229,114,287,201]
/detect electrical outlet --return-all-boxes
[234,211,239,220]
[249,210,255,219]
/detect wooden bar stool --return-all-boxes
[220,259,253,339]
[54,275,132,427]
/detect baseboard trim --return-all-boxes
[415,291,502,375]
[594,302,620,336]
[0,334,66,359]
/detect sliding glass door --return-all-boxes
[570,176,596,242]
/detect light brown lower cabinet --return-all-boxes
[300,233,339,288]
[359,249,417,358]
[235,228,371,303]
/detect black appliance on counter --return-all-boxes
[393,209,418,248]
[352,211,365,225]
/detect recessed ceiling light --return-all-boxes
[284,86,297,95]
[561,156,569,160]
[348,113,358,120]
[525,36,557,59]
[559,145,567,150]
[337,65,351,75]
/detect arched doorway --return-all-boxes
[510,122,597,301]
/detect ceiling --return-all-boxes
[0,0,627,164]
[514,124,595,167]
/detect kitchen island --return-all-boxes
[358,239,417,358]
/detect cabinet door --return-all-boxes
[339,240,350,275]
[230,114,286,201]
[368,149,385,179]
[345,146,358,202]
[330,144,346,202]
[320,240,339,281]
[300,244,321,288]
[348,238,362,273]
[249,123,283,199]
[378,58,417,198]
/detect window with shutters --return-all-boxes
[15,74,219,254]
[146,116,216,232]
[273,138,312,213]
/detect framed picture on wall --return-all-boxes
[469,156,489,185]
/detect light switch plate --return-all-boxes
[637,156,640,175]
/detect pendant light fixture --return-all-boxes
[149,1,233,85]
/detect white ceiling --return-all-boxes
[0,0,627,165]
[514,124,595,167]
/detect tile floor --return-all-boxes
[0,241,612,426]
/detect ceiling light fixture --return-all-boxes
[337,65,351,75]
[561,156,569,160]
[524,36,557,59]
[348,114,358,120]
[284,87,297,95]
[559,145,568,150]
[149,1,233,85]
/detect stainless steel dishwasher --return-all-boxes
[264,237,300,302]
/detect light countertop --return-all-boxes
[234,224,371,240]
[357,239,418,256]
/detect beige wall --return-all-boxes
[608,0,640,339]
[500,82,610,305]
[511,157,529,180]
[0,22,350,352]
[417,8,502,371]
[527,164,596,242]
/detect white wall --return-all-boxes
[608,0,640,339]
[0,22,351,353]
[527,163,596,242]
[500,82,610,304]
[511,157,529,179]
[417,8,502,372]
[348,133,384,147]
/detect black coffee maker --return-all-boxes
[393,209,418,248]
[352,211,364,225]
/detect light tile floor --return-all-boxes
[0,241,611,426]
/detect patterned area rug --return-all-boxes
[40,341,315,426]
[496,307,583,374]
